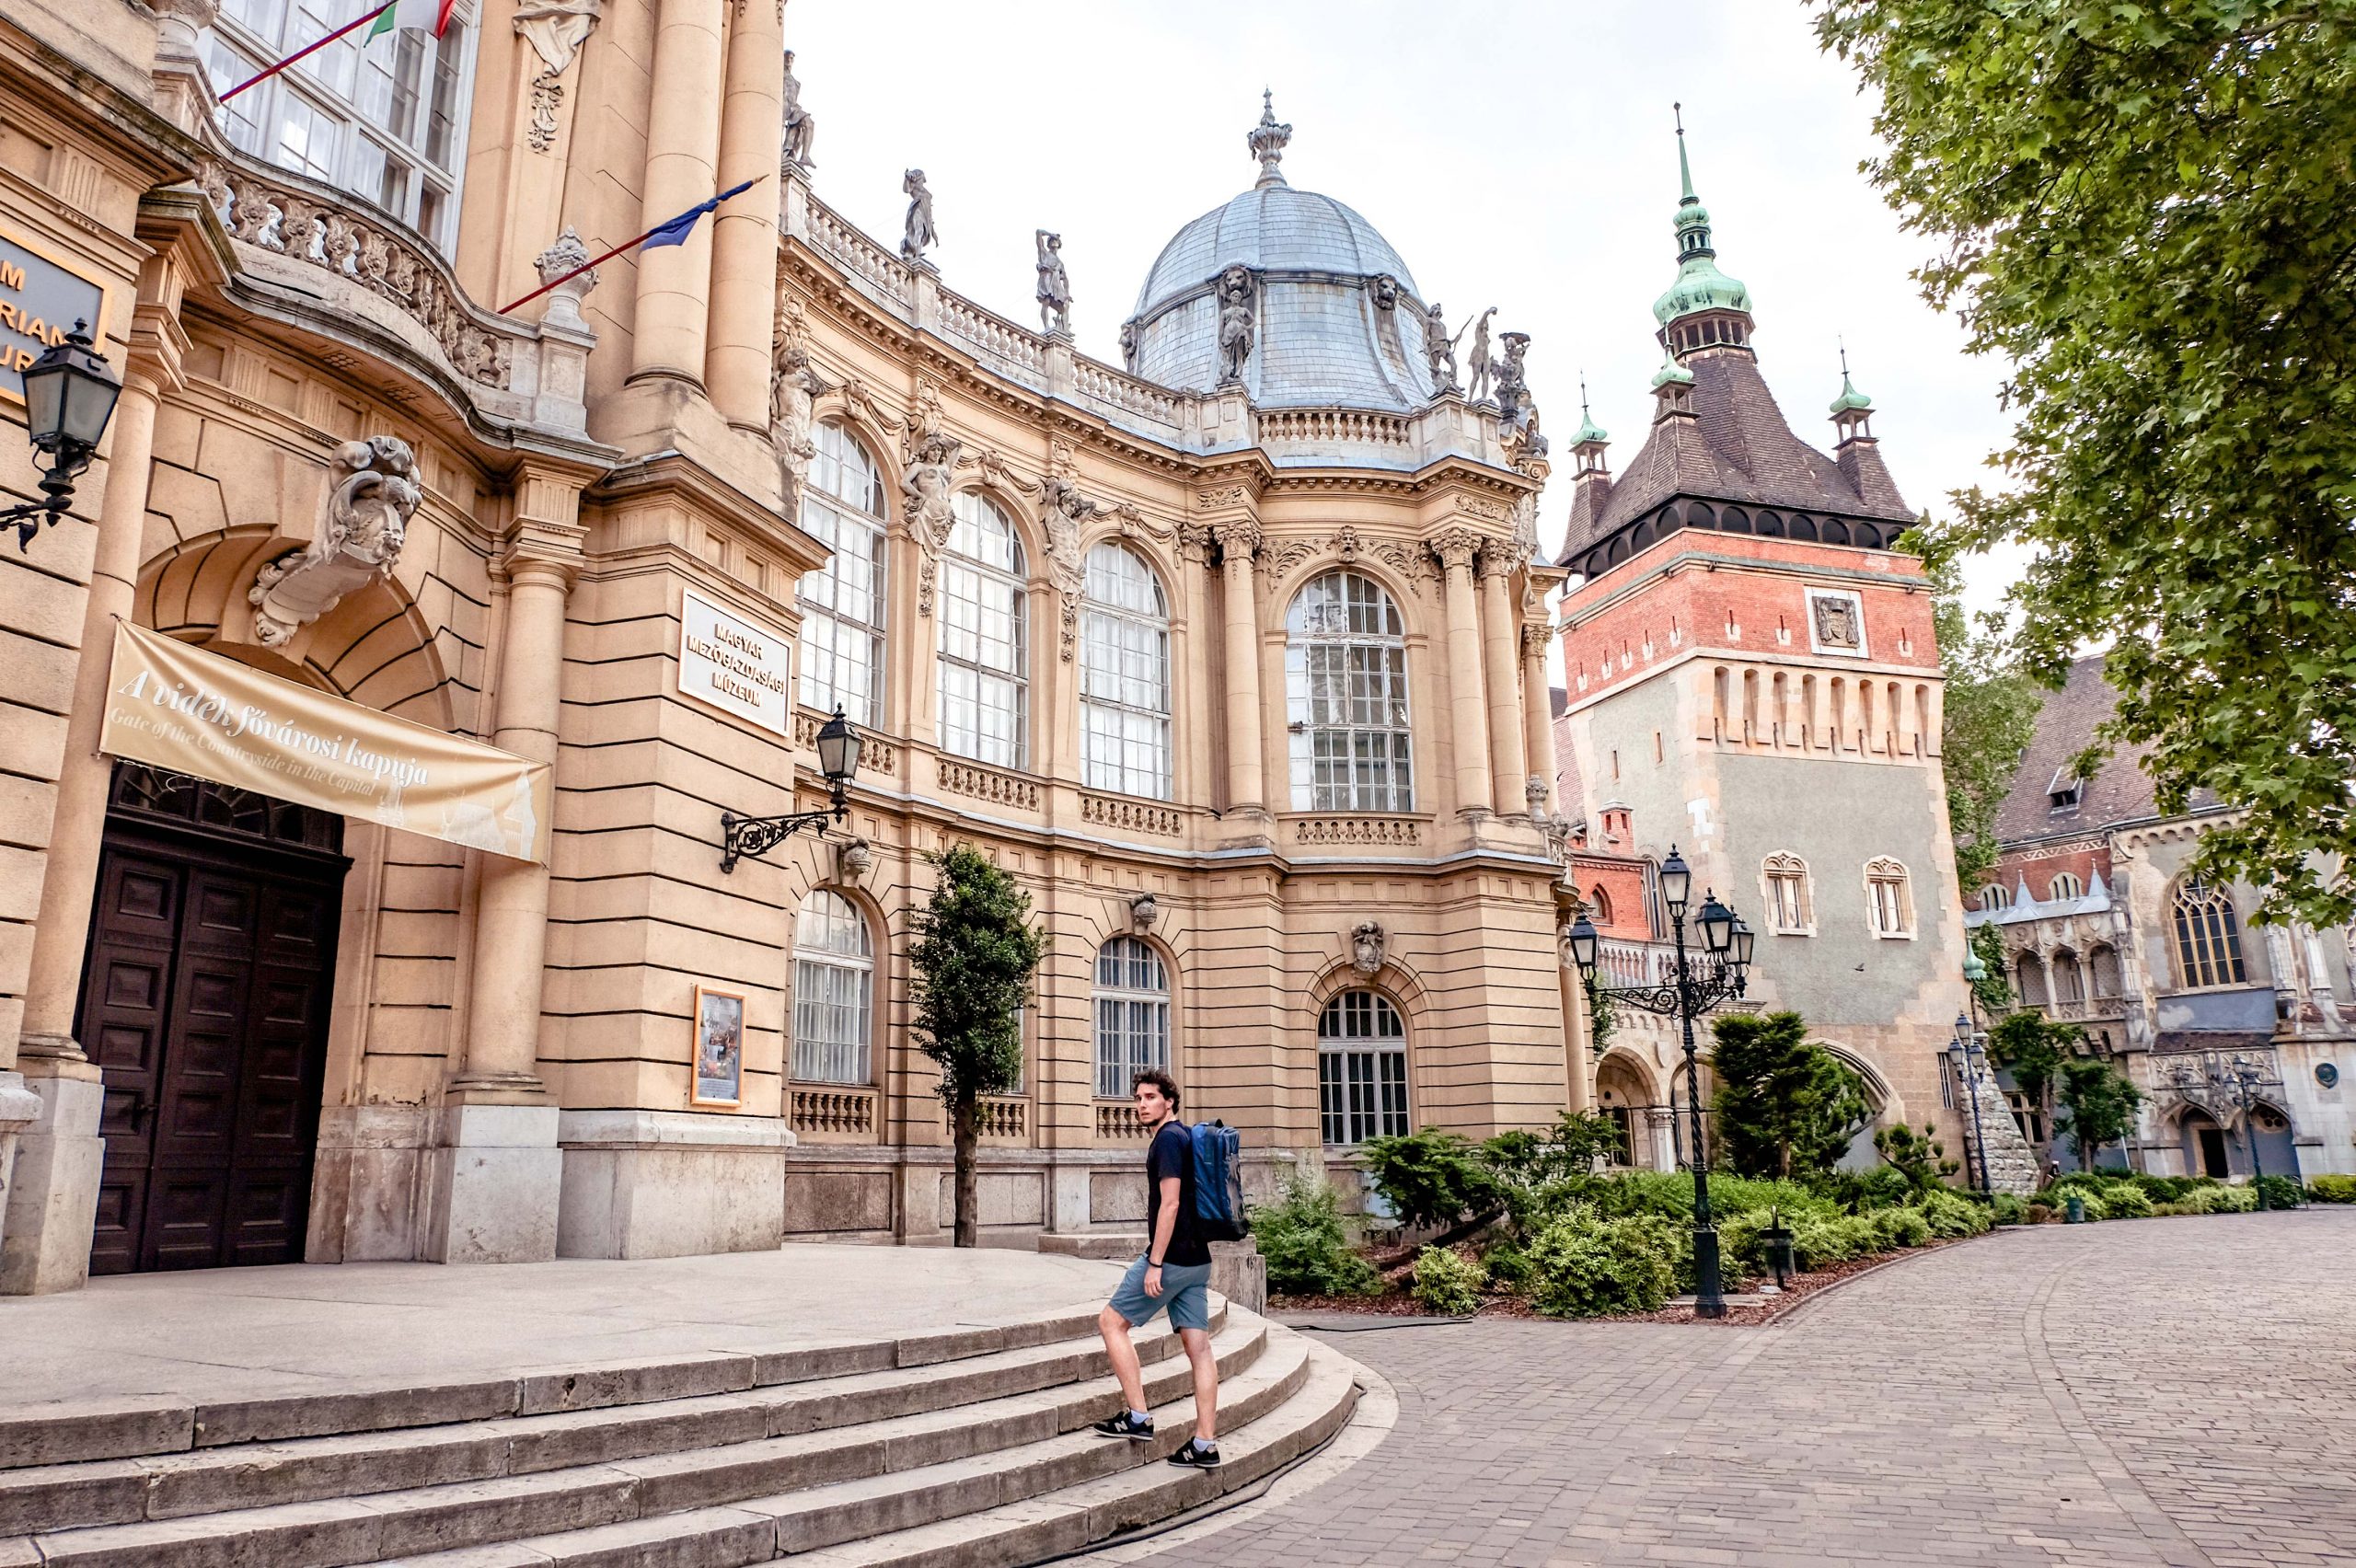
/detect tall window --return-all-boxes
[1642,858,1669,940]
[2089,944,2122,999]
[1978,884,2012,913]
[1286,571,1413,812]
[202,0,474,251]
[1093,938,1170,1099]
[2050,871,2085,900]
[797,422,888,726]
[1080,544,1172,798]
[2171,877,2247,988]
[2015,952,2050,1007]
[1865,857,1914,939]
[1762,852,1812,935]
[1319,990,1408,1146]
[791,890,872,1085]
[938,493,1028,768]
[1587,884,1614,925]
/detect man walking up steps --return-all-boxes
[1092,1068,1220,1468]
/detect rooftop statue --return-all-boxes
[1217,265,1256,385]
[781,50,814,169]
[901,168,937,265]
[1462,306,1498,402]
[1424,300,1458,393]
[1035,230,1071,335]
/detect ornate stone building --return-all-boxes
[1965,656,2356,1180]
[1548,133,1979,1174]
[0,0,1576,1290]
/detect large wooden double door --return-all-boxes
[79,767,347,1274]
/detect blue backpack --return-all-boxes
[1188,1120,1249,1242]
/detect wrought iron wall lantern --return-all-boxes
[1565,845,1755,1319]
[6,321,122,551]
[719,708,861,872]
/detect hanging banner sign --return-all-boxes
[98,621,552,864]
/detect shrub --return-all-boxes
[1481,1238,1536,1294]
[1528,1207,1680,1317]
[1874,1122,1959,1193]
[1918,1187,1992,1239]
[2256,1174,2303,1210]
[1410,1245,1487,1316]
[1872,1207,1933,1249]
[1790,1212,1883,1270]
[2100,1183,2154,1218]
[2027,1202,2054,1224]
[1991,1192,2027,1226]
[1715,1210,1777,1279]
[2182,1183,2258,1215]
[2131,1174,2201,1203]
[2308,1173,2356,1205]
[1358,1128,1503,1235]
[1806,1165,1916,1213]
[1251,1173,1380,1297]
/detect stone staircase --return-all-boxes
[1961,1067,2043,1196]
[0,1297,1357,1567]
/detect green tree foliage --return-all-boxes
[1874,1122,1960,1193]
[1709,1011,1871,1180]
[1815,2,2356,926]
[1986,1009,2081,1133]
[2056,1058,2142,1172]
[907,843,1045,1247]
[1358,1128,1503,1234]
[1968,924,2015,1016]
[1251,1173,1380,1297]
[1915,548,2043,888]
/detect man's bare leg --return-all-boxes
[1179,1325,1217,1441]
[1099,1304,1148,1414]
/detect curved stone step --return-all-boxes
[17,1317,1270,1568]
[372,1321,1335,1568]
[0,1309,1222,1539]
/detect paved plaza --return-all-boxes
[1134,1210,2356,1568]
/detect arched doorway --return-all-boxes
[2180,1109,2230,1179]
[1594,1051,1665,1170]
[80,764,347,1273]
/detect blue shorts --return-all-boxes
[1106,1252,1214,1332]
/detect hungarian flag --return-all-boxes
[365,0,457,42]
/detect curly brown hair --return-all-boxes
[1130,1067,1180,1112]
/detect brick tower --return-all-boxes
[1553,120,1980,1162]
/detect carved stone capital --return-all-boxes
[1427,525,1485,573]
[249,436,422,647]
[1212,518,1262,560]
[1177,522,1217,564]
[1477,541,1519,581]
[1520,622,1553,663]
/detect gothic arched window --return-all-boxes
[1092,937,1170,1100]
[1978,884,2012,913]
[792,890,873,1085]
[1761,852,1812,935]
[1080,543,1172,799]
[1318,990,1407,1146]
[937,491,1029,768]
[2050,871,2085,901]
[2171,877,2247,988]
[796,421,888,726]
[1865,857,1914,939]
[1285,571,1413,812]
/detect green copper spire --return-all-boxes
[1573,374,1609,445]
[1650,345,1694,389]
[1652,105,1752,329]
[1830,340,1874,414]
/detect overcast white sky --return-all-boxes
[783,0,2026,619]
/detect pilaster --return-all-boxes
[1430,525,1494,820]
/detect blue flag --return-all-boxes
[641,177,760,251]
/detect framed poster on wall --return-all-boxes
[691,985,747,1109]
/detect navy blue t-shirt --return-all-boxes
[1146,1121,1210,1267]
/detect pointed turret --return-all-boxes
[1828,345,1907,514]
[1571,375,1611,478]
[1652,107,1755,360]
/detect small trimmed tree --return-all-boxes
[1987,1009,2080,1150]
[1710,1011,1871,1180]
[908,843,1045,1247]
[2057,1058,2142,1173]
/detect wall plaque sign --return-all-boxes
[0,233,104,381]
[678,589,792,736]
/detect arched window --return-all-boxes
[1285,571,1413,812]
[1092,937,1170,1099]
[2089,944,2122,999]
[1641,857,1669,940]
[796,422,888,726]
[791,890,872,1085]
[2050,871,2085,901]
[1586,884,1614,926]
[1865,857,1914,939]
[1318,990,1407,1146]
[937,492,1028,768]
[2171,876,2247,988]
[1978,884,2012,913]
[1080,543,1172,799]
[2050,948,2085,1007]
[2015,951,2050,1007]
[1761,852,1812,935]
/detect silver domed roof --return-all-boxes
[1126,98,1439,412]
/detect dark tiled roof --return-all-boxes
[1559,349,1916,564]
[1992,654,2216,843]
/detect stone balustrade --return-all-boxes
[791,1087,876,1137]
[937,756,1042,811]
[947,1096,1029,1142]
[1096,1101,1147,1140]
[1080,792,1182,838]
[1289,814,1423,848]
[804,200,914,306]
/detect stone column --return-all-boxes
[1520,623,1556,818]
[3,297,185,1296]
[1477,552,1529,815]
[1431,528,1492,819]
[1177,525,1217,810]
[701,0,783,430]
[1213,520,1265,814]
[1559,948,1593,1113]
[425,477,583,1265]
[629,0,726,384]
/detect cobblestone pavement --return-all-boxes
[1137,1211,2356,1568]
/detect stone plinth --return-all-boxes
[422,1103,562,1264]
[0,1066,103,1296]
[557,1108,792,1259]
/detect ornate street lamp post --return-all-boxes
[1948,1009,1992,1195]
[1566,845,1754,1319]
[4,321,123,550]
[718,708,862,871]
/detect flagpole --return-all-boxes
[220,2,391,101]
[495,177,764,316]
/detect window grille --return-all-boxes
[1318,990,1408,1146]
[1092,937,1170,1099]
[1284,571,1413,812]
[796,422,889,726]
[1080,543,1172,799]
[792,890,872,1085]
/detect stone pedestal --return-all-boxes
[0,1065,105,1296]
[1209,1239,1266,1316]
[1963,1067,2041,1197]
[422,1103,562,1264]
[557,1109,791,1259]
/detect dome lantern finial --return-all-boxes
[1248,89,1292,189]
[1573,372,1611,477]
[1831,336,1877,439]
[1651,105,1754,341]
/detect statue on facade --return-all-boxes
[1424,300,1458,393]
[902,427,961,614]
[770,306,828,514]
[1040,475,1096,660]
[1462,306,1498,401]
[1493,331,1543,453]
[531,225,597,330]
[781,50,815,170]
[1034,229,1072,335]
[900,168,937,264]
[1349,921,1386,977]
[250,436,422,648]
[1217,264,1256,385]
[1118,319,1141,375]
[512,0,601,153]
